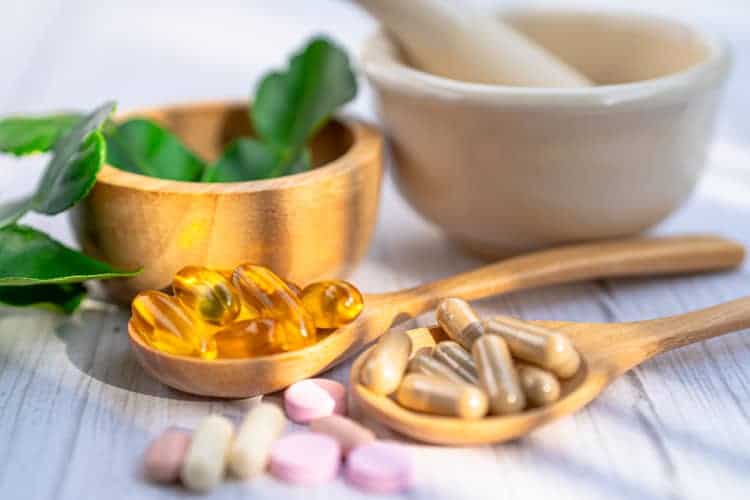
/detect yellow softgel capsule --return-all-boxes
[214,318,282,358]
[232,264,316,351]
[300,280,364,329]
[131,290,217,360]
[173,266,242,325]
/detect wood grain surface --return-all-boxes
[1,1,749,499]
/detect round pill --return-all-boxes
[284,379,346,423]
[311,378,347,416]
[270,433,341,485]
[345,441,415,494]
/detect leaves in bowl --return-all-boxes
[0,102,114,226]
[253,37,357,166]
[106,118,206,181]
[0,113,82,156]
[201,139,311,183]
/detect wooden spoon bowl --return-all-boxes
[350,296,750,445]
[127,235,743,398]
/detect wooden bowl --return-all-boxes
[70,101,383,304]
[362,9,730,256]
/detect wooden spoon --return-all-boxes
[350,296,750,445]
[128,235,743,397]
[352,0,592,86]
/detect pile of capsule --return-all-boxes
[361,298,581,418]
[144,378,414,494]
[131,264,364,359]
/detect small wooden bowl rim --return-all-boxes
[97,100,380,194]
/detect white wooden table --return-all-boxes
[1,1,749,499]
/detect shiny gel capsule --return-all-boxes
[232,264,316,351]
[214,318,281,358]
[300,280,364,329]
[173,266,241,325]
[131,290,217,360]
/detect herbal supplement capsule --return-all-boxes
[214,318,281,358]
[436,298,485,350]
[483,316,581,378]
[434,341,479,384]
[143,427,191,484]
[404,327,437,357]
[472,335,526,415]
[395,373,488,419]
[360,329,412,395]
[517,363,561,407]
[131,290,217,360]
[232,264,316,351]
[309,415,375,455]
[180,415,234,492]
[173,266,241,325]
[300,280,364,329]
[407,352,468,385]
[228,403,286,479]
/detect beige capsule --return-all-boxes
[408,352,468,385]
[180,415,234,492]
[483,316,581,378]
[395,373,488,419]
[228,403,287,479]
[472,335,526,415]
[517,363,561,407]
[436,298,485,350]
[434,341,479,384]
[404,327,437,357]
[360,329,413,395]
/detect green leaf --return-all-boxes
[0,114,82,155]
[0,283,86,313]
[201,139,312,182]
[252,36,357,167]
[0,103,113,227]
[0,196,34,227]
[0,225,140,286]
[106,119,206,181]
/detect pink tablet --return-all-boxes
[284,378,346,423]
[269,433,341,485]
[345,441,415,493]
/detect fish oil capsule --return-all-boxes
[214,318,281,358]
[436,298,485,350]
[300,280,364,329]
[360,329,412,395]
[229,403,287,479]
[517,363,561,407]
[173,266,241,325]
[434,341,479,384]
[181,415,234,492]
[407,352,468,385]
[232,264,316,351]
[483,316,581,378]
[284,280,302,296]
[131,290,217,360]
[472,335,526,415]
[395,373,488,419]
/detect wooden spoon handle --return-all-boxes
[615,296,750,365]
[389,235,744,315]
